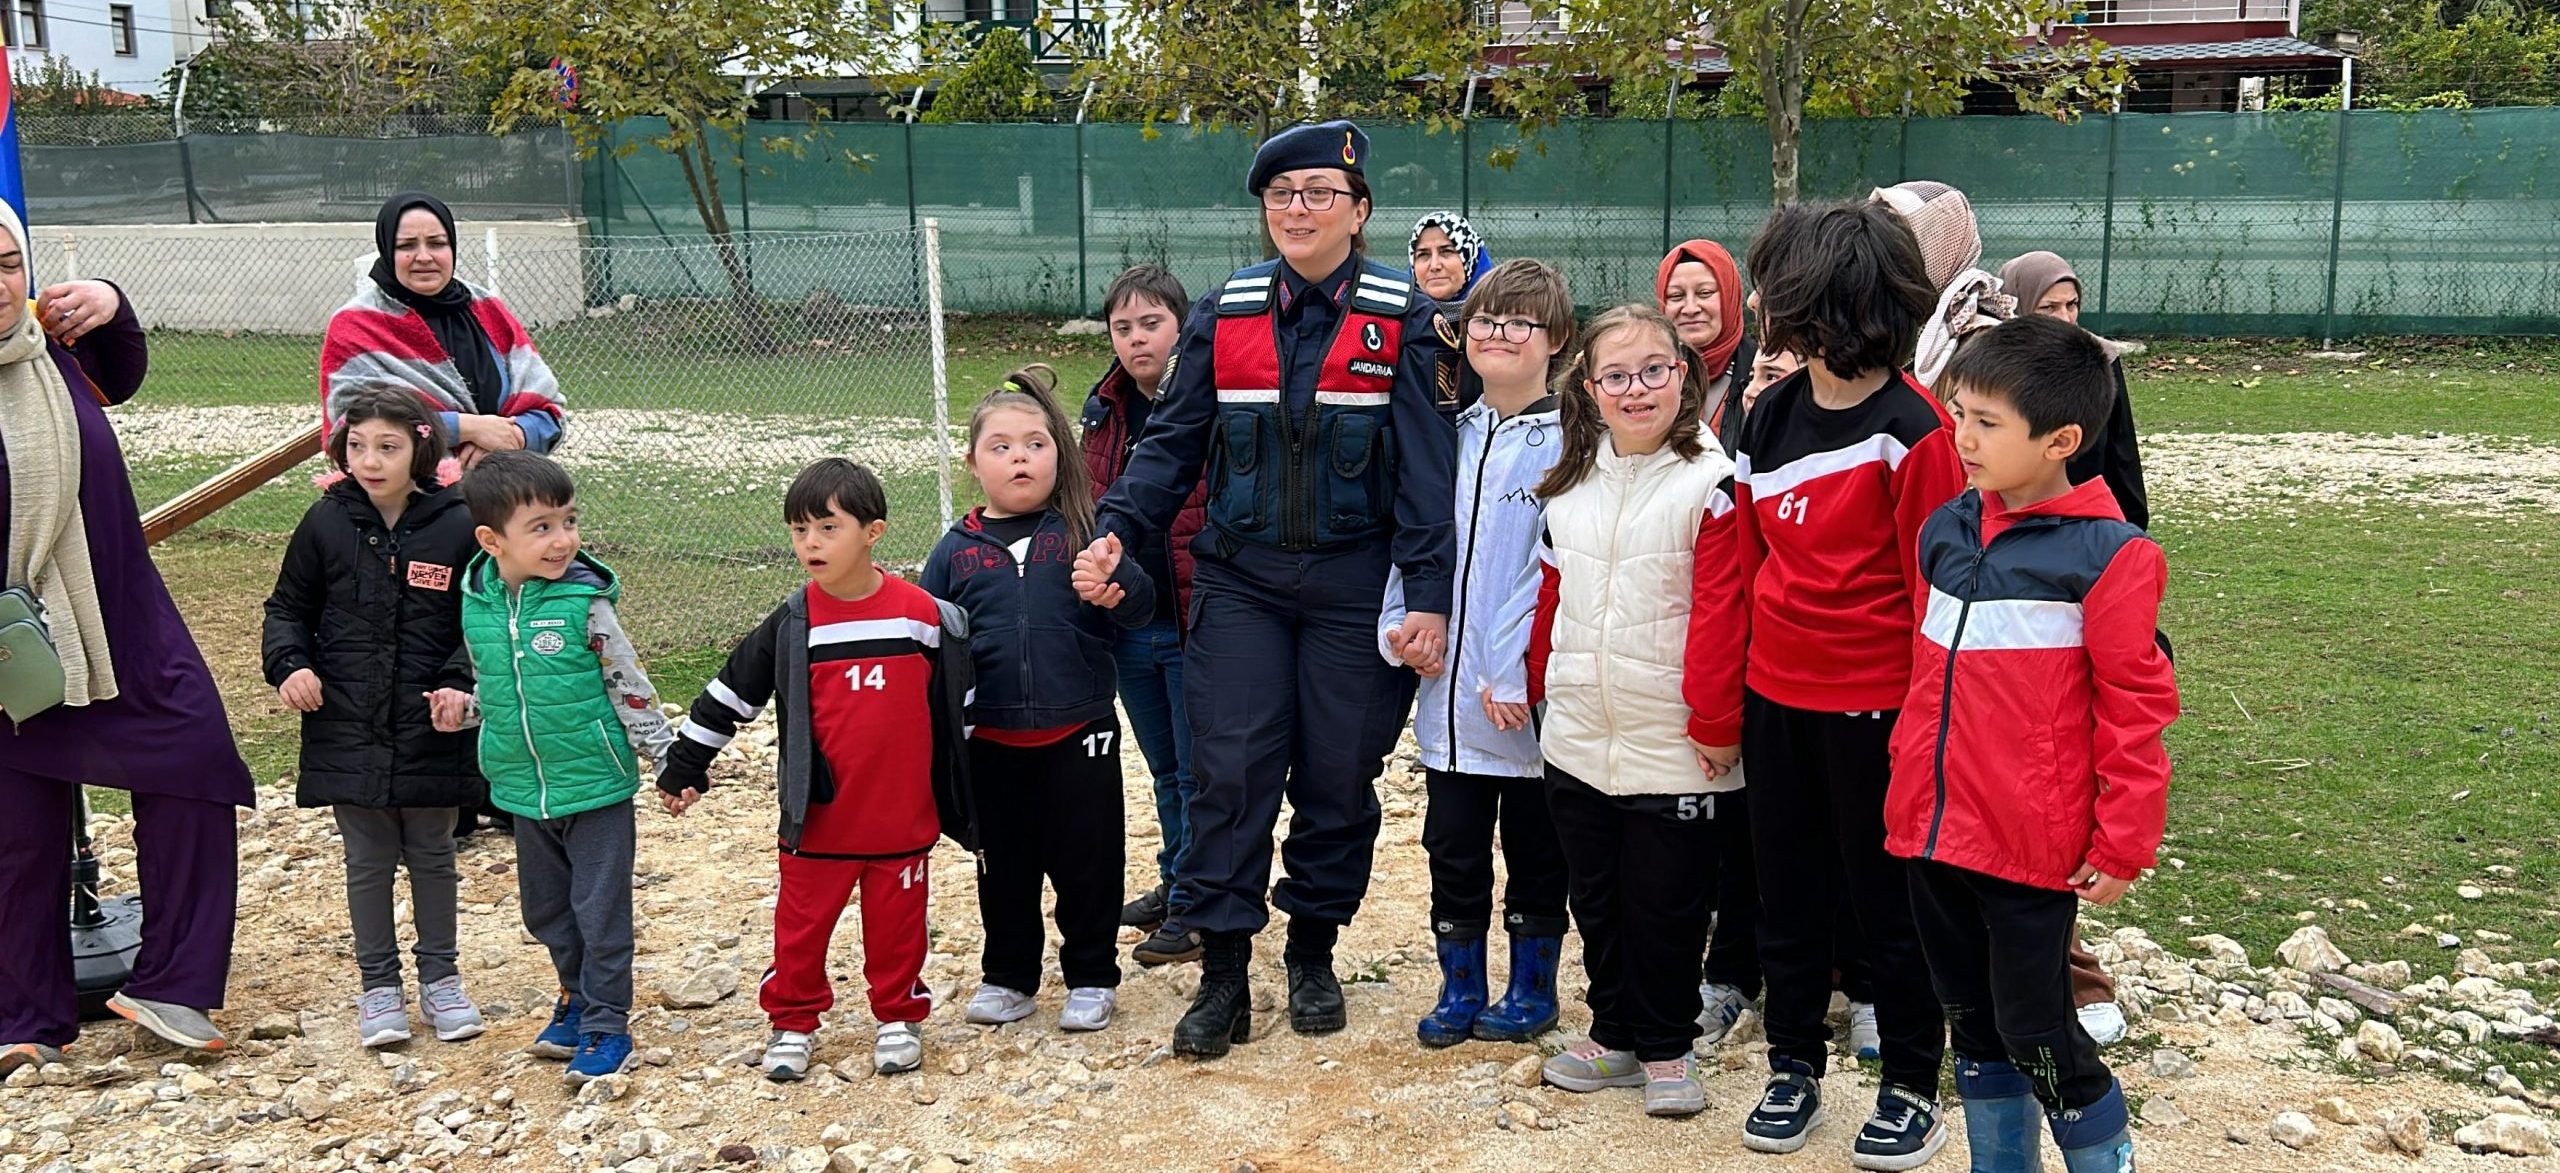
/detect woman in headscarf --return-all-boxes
[1410,211,1494,423]
[321,193,567,468]
[0,204,255,1070]
[1870,181,2013,389]
[1998,250,2150,531]
[1654,239,1754,454]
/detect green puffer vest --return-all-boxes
[460,552,638,820]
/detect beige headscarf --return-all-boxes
[1872,180,2013,389]
[0,202,116,706]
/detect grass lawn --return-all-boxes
[103,326,2560,1086]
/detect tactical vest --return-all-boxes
[1207,259,1411,550]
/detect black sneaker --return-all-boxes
[1741,1062,1826,1154]
[1850,1085,1948,1171]
[1131,920,1203,967]
[1119,884,1169,930]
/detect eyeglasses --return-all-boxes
[1261,186,1352,212]
[1465,317,1545,344]
[1591,362,1680,396]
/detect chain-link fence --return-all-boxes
[70,226,953,657]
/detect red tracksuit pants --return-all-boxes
[761,843,934,1032]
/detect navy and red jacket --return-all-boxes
[921,508,1156,733]
[1080,358,1206,630]
[1882,478,2179,891]
[1693,367,1967,743]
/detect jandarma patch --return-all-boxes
[1348,360,1394,379]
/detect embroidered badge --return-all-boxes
[1348,359,1395,379]
[406,561,453,591]
[1361,322,1384,352]
[1435,352,1460,406]
[530,631,567,656]
[1341,129,1358,166]
[1433,314,1462,351]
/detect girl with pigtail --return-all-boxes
[923,365,1158,1034]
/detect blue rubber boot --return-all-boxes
[2050,1080,2134,1173]
[1416,934,1489,1048]
[1955,1054,2044,1173]
[1471,935,1562,1042]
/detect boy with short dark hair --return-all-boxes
[1883,313,2178,1173]
[656,458,977,1082]
[1082,264,1212,967]
[446,451,675,1085]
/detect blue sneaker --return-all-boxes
[528,995,584,1060]
[563,1032,635,1085]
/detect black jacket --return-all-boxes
[921,509,1154,731]
[2066,358,2150,531]
[657,586,981,855]
[261,480,484,809]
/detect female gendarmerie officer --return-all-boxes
[1073,120,1456,1059]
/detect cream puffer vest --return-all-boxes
[1539,437,1743,797]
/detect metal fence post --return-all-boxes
[483,227,501,299]
[905,120,923,309]
[2096,113,2120,326]
[60,232,79,283]
[1460,119,1472,219]
[2319,109,2351,346]
[1661,78,1678,253]
[1075,120,1089,314]
[924,218,956,530]
[738,144,755,294]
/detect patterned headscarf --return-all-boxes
[1408,211,1493,301]
[1873,180,2012,389]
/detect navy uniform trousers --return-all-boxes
[1177,538,1418,936]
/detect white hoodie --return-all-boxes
[1378,394,1561,779]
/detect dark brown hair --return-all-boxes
[1939,314,2114,455]
[1459,258,1577,382]
[1535,304,1705,500]
[784,457,889,526]
[327,387,449,489]
[461,450,574,532]
[967,363,1096,547]
[1102,264,1190,321]
[1746,201,1935,383]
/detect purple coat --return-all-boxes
[0,294,255,805]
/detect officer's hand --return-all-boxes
[1072,534,1123,604]
[1481,688,1531,731]
[278,668,324,713]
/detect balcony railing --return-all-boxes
[2068,0,2293,25]
[920,7,1106,61]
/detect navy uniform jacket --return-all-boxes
[1095,253,1457,615]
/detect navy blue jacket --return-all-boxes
[1094,253,1457,614]
[922,508,1156,731]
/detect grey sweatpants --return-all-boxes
[512,800,636,1036]
[333,806,462,993]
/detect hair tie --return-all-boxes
[1002,380,1023,394]
[416,423,432,438]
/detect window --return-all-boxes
[110,4,135,55]
[16,0,42,50]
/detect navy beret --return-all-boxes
[1247,120,1368,194]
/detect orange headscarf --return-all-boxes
[1654,239,1746,381]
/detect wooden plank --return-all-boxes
[2311,970,2408,1018]
[141,421,324,545]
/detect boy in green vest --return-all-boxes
[435,452,675,1084]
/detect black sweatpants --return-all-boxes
[1546,764,1719,1062]
[1742,691,1945,1096]
[1421,768,1569,939]
[1909,859,2113,1111]
[972,716,1127,993]
[1701,786,1760,995]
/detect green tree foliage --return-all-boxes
[1082,0,1481,135]
[163,1,488,135]
[1491,0,2125,203]
[922,28,1052,123]
[2304,0,2560,106]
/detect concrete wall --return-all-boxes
[27,219,593,334]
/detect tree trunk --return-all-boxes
[1764,1,1810,206]
[674,128,780,354]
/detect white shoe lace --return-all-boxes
[359,988,404,1018]
[421,979,474,1017]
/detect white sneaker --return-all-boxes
[356,986,411,1048]
[872,1022,922,1074]
[964,984,1036,1026]
[761,1030,812,1082]
[420,976,485,1042]
[1059,987,1116,1032]
[1847,1001,1881,1061]
[2076,1000,2128,1046]
[1698,982,1750,1044]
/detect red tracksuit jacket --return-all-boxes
[1882,478,2180,891]
[1693,368,1967,744]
